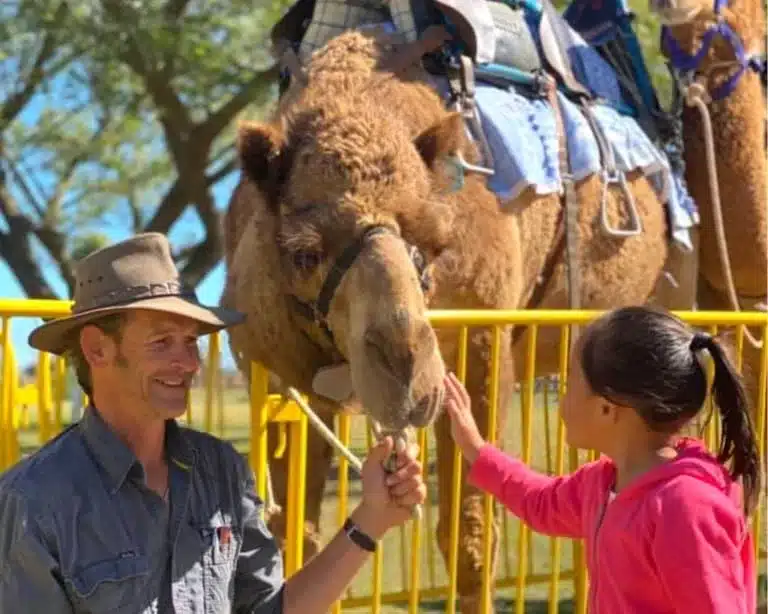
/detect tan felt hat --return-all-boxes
[28,232,245,355]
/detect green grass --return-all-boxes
[12,386,767,613]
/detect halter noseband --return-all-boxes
[288,224,432,348]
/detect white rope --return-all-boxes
[686,79,764,349]
[285,386,423,520]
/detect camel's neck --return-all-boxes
[681,67,767,298]
[693,71,765,153]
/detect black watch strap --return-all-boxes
[343,517,377,552]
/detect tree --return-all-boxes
[1,0,290,299]
[2,0,675,300]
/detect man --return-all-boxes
[0,233,427,613]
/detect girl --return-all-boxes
[442,305,762,613]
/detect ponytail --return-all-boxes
[691,333,762,516]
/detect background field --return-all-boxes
[15,383,767,613]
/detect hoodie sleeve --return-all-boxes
[467,443,600,538]
[651,481,752,614]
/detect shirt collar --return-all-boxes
[79,405,194,493]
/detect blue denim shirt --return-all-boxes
[0,406,284,613]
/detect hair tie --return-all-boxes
[690,332,712,353]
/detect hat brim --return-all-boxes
[28,295,246,356]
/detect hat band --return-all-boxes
[73,280,198,313]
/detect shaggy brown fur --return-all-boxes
[223,30,670,612]
[671,0,766,293]
[655,0,767,414]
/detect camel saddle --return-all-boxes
[270,0,595,103]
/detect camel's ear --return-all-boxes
[237,121,291,210]
[413,112,465,170]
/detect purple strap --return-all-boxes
[661,0,765,100]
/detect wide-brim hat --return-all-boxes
[28,232,246,356]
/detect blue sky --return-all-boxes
[1,174,242,373]
[2,51,254,372]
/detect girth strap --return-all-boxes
[545,78,582,313]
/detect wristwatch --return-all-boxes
[343,517,377,552]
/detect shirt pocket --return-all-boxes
[193,519,241,613]
[68,552,150,613]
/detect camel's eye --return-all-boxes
[292,250,322,272]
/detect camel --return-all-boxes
[221,27,676,612]
[648,0,767,396]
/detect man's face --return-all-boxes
[94,309,202,421]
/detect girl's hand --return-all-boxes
[442,372,486,465]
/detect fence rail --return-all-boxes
[1,299,766,613]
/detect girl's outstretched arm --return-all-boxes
[443,372,602,539]
[467,443,599,538]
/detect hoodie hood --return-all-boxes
[611,436,742,509]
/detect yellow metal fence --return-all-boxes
[1,299,766,613]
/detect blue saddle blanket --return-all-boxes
[360,19,698,251]
[328,18,699,251]
[468,83,699,251]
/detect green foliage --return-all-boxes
[1,0,294,297]
[69,232,111,262]
[625,0,675,106]
[1,0,678,298]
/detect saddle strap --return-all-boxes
[445,55,496,173]
[546,78,582,312]
[511,208,566,346]
[377,24,452,74]
[511,76,575,347]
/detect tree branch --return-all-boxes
[163,0,192,20]
[144,157,236,235]
[208,157,237,184]
[5,159,47,219]
[178,170,223,286]
[0,188,58,298]
[196,65,280,145]
[1,3,68,128]
[35,225,74,291]
[127,193,143,232]
[144,177,186,234]
[100,2,193,162]
[44,110,114,226]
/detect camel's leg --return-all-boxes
[264,412,335,563]
[434,326,515,614]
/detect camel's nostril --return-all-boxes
[409,386,442,427]
[409,396,432,426]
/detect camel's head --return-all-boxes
[235,98,466,431]
[650,0,764,89]
[649,0,707,26]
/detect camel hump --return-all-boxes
[263,0,698,253]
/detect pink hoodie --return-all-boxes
[467,437,756,613]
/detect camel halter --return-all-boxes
[278,225,430,522]
[661,0,766,100]
[660,0,766,348]
[287,224,432,349]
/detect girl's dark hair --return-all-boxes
[579,305,761,515]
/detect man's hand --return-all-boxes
[281,436,426,613]
[351,436,426,538]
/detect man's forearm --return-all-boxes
[281,504,387,614]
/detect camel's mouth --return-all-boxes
[312,362,445,430]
